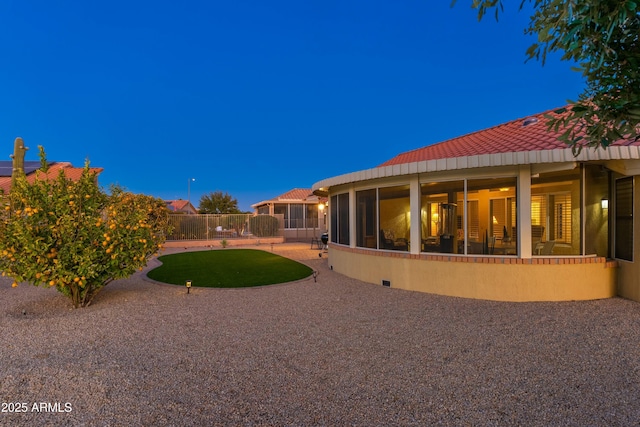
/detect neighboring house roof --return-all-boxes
[165,199,197,213]
[313,106,640,193]
[0,161,103,194]
[276,188,315,201]
[251,188,327,208]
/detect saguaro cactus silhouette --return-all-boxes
[10,137,28,181]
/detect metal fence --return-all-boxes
[167,214,285,241]
[283,225,325,242]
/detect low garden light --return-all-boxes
[313,271,319,282]
[186,279,192,294]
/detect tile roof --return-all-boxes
[0,162,103,195]
[165,200,195,212]
[379,107,640,167]
[251,188,328,208]
[276,188,315,201]
[167,200,189,210]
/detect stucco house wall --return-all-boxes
[329,245,616,302]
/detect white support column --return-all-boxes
[518,165,532,258]
[410,177,421,255]
[349,186,357,248]
[463,180,468,255]
[326,197,332,243]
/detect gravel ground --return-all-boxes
[1,243,640,426]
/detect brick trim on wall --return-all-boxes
[329,244,618,268]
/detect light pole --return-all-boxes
[187,178,195,206]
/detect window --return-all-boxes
[467,178,517,255]
[420,180,464,253]
[489,197,515,240]
[356,189,377,248]
[490,198,506,237]
[615,177,633,261]
[554,194,571,242]
[338,193,350,245]
[531,193,571,243]
[584,164,610,257]
[379,185,410,251]
[330,193,350,245]
[274,204,288,228]
[467,200,479,240]
[330,196,338,243]
[290,204,304,229]
[273,203,316,230]
[532,169,581,255]
[305,204,318,229]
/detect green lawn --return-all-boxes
[147,249,313,288]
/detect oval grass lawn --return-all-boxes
[147,249,313,288]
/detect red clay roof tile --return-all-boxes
[379,107,640,167]
[252,188,328,208]
[277,188,314,201]
[165,200,198,212]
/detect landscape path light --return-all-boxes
[186,279,192,294]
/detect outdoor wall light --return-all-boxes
[601,198,609,210]
[186,279,192,294]
[318,203,325,211]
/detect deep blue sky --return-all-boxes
[0,1,584,211]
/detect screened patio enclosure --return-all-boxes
[329,164,610,258]
[252,188,327,242]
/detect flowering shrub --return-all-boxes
[0,147,171,308]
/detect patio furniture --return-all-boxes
[536,240,556,255]
[311,236,322,249]
[422,236,439,252]
[380,230,408,251]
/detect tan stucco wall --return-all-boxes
[617,177,640,301]
[329,245,617,302]
[617,260,640,301]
